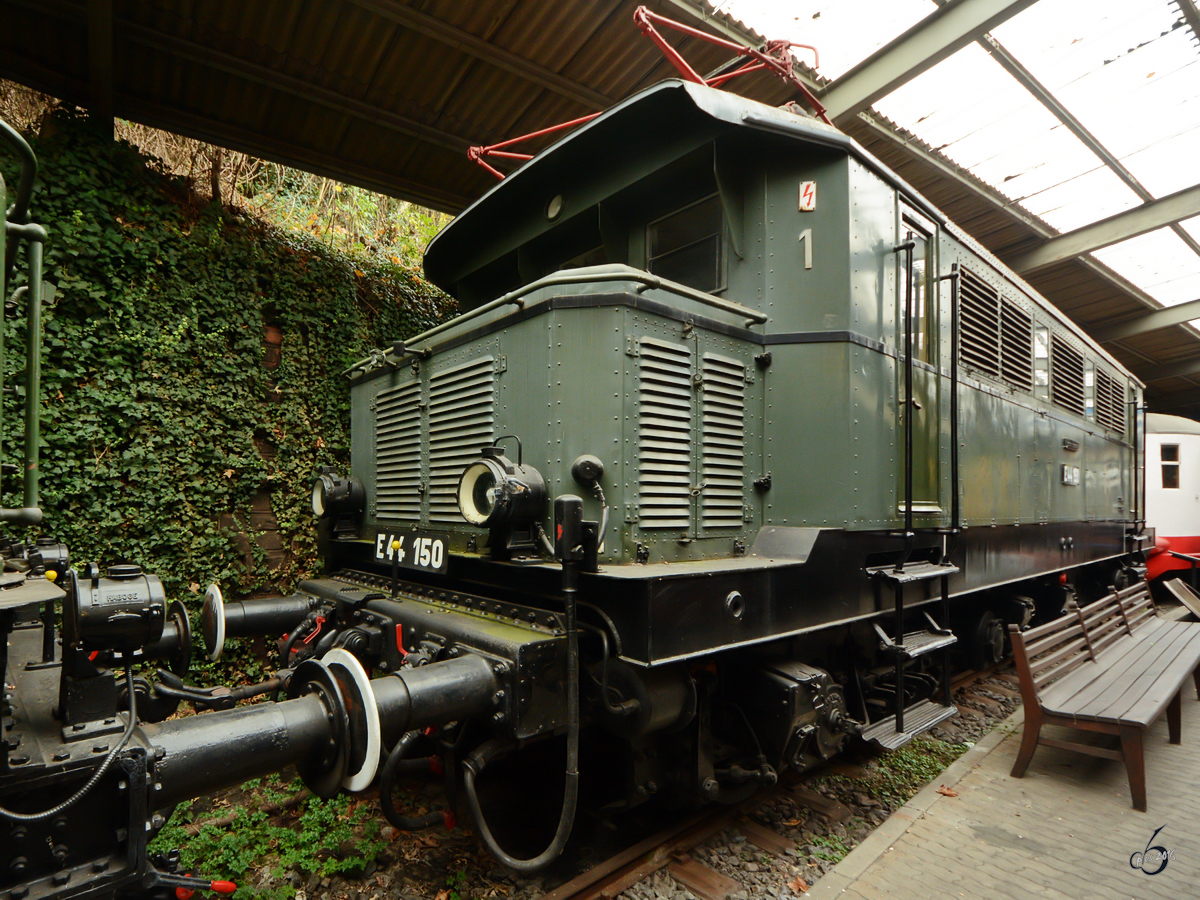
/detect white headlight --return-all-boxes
[457,458,505,526]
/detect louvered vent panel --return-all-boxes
[427,357,495,522]
[1050,337,1085,416]
[1096,371,1127,436]
[959,268,1000,377]
[700,353,745,529]
[999,301,1033,392]
[638,339,693,529]
[374,380,422,519]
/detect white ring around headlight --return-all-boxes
[204,583,225,662]
[457,459,504,526]
[311,479,326,518]
[323,649,382,793]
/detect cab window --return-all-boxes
[646,194,724,293]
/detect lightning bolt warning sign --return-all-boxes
[799,181,816,211]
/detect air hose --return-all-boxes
[379,730,447,831]
[463,498,582,873]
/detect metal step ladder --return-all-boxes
[855,251,964,750]
[859,559,960,750]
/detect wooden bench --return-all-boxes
[1009,583,1200,810]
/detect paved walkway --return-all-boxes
[809,701,1200,899]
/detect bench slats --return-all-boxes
[1009,580,1200,811]
[1126,608,1155,630]
[1031,636,1093,688]
[1026,619,1087,658]
[1058,630,1200,726]
[1041,631,1171,714]
[1090,627,1129,657]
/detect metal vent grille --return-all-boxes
[999,301,1033,392]
[637,338,693,529]
[427,357,495,522]
[374,380,422,519]
[1096,371,1126,436]
[959,268,1000,378]
[1050,337,1085,416]
[700,353,745,529]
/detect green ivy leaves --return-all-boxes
[0,110,453,606]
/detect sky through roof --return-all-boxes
[722,0,1200,324]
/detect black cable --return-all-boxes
[463,557,580,873]
[578,623,637,718]
[0,661,138,821]
[379,730,445,831]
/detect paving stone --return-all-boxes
[812,710,1200,900]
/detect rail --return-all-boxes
[346,265,768,375]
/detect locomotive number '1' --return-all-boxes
[374,531,449,573]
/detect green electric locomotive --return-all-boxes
[207,79,1145,869]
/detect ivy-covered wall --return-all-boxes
[0,112,454,603]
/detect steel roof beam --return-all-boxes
[18,0,482,158]
[977,32,1200,263]
[347,0,615,112]
[86,0,113,139]
[115,97,474,212]
[664,0,767,48]
[1009,182,1200,274]
[0,48,473,213]
[818,0,1039,124]
[1149,385,1200,413]
[1139,355,1200,383]
[117,22,474,155]
[1174,0,1200,46]
[1092,298,1200,344]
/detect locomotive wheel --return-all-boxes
[966,611,1005,670]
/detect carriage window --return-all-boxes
[647,194,724,293]
[1162,444,1180,489]
[899,227,933,363]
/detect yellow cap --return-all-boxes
[391,540,401,550]
[45,569,58,582]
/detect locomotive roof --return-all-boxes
[418,79,1137,384]
[423,79,946,288]
[1147,413,1200,437]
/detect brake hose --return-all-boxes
[0,662,138,821]
[379,730,446,831]
[462,559,580,873]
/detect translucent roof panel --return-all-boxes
[992,0,1200,197]
[1092,226,1200,307]
[720,0,931,80]
[723,0,1200,316]
[871,42,1146,233]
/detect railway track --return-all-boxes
[536,661,1019,900]
[539,782,794,900]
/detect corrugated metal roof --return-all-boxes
[0,0,1197,419]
